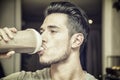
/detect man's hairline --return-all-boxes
[45,12,80,38]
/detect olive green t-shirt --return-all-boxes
[0,68,97,80]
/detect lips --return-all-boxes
[37,47,44,55]
[38,51,44,55]
[37,45,46,55]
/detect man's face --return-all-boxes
[38,13,71,65]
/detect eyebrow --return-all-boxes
[40,25,60,30]
[48,25,60,29]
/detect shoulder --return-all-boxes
[85,72,98,80]
[0,72,21,80]
[0,68,51,80]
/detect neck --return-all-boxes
[50,51,85,80]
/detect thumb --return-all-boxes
[6,51,15,56]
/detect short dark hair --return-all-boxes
[45,1,89,42]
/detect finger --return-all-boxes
[0,29,9,42]
[0,55,10,59]
[9,27,17,33]
[3,27,14,39]
[6,51,15,56]
[0,51,15,59]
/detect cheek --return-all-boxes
[49,33,70,52]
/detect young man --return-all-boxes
[0,1,97,80]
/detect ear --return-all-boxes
[71,33,84,48]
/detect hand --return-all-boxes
[0,51,15,59]
[0,27,17,42]
[0,27,17,58]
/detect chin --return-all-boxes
[39,57,67,66]
[39,52,69,65]
[39,57,56,65]
[39,56,52,65]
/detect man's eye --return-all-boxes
[50,30,57,33]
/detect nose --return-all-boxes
[41,30,47,43]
